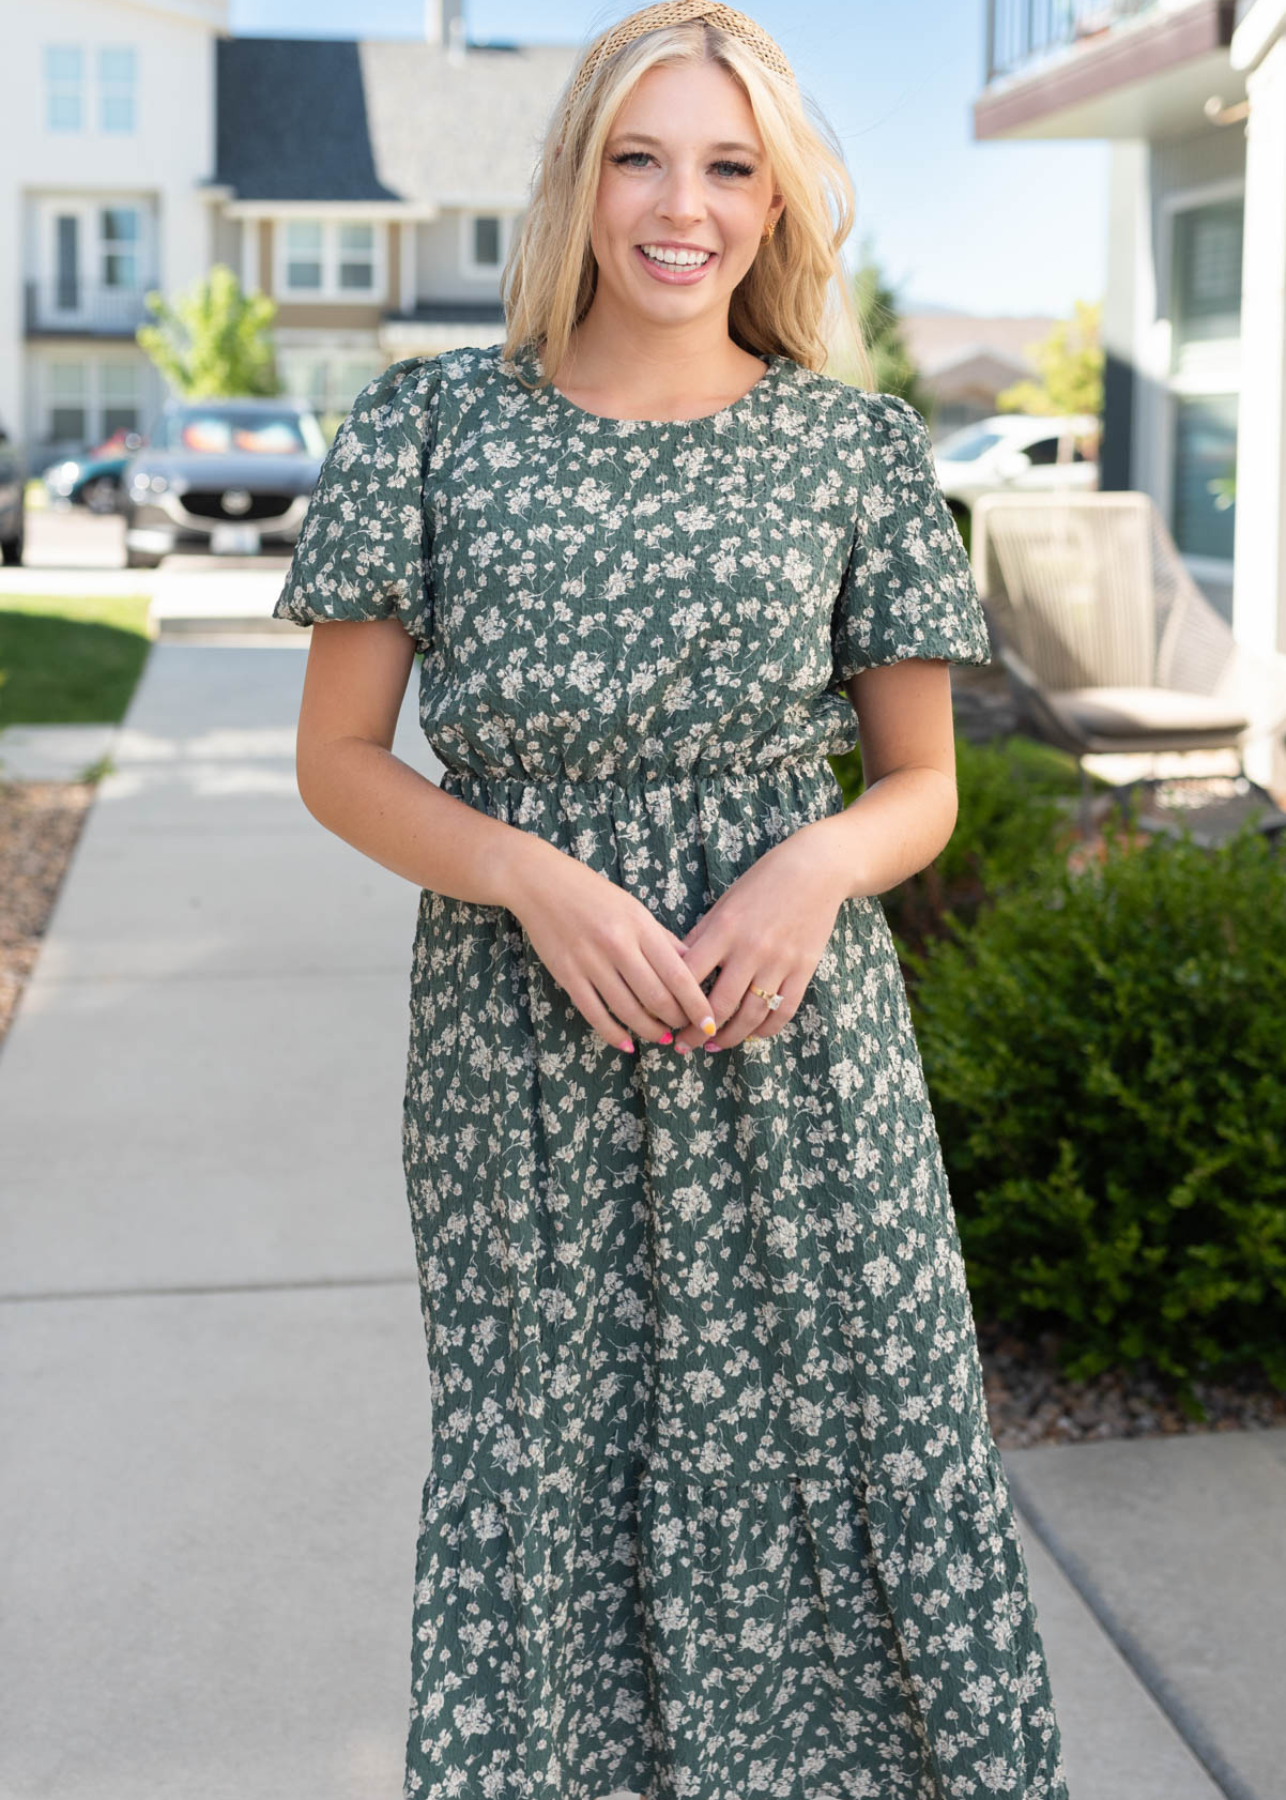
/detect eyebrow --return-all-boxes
[607,131,761,156]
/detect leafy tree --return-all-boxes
[837,233,930,409]
[996,298,1103,454]
[136,264,280,399]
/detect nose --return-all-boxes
[655,159,706,228]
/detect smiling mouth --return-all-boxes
[636,244,717,268]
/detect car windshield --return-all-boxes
[161,407,325,457]
[935,426,1005,463]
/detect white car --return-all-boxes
[931,413,1099,514]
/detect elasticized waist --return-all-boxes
[435,744,836,799]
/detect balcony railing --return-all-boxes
[24,279,157,337]
[986,0,1158,82]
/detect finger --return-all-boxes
[711,978,782,1049]
[619,943,690,1036]
[563,973,643,1053]
[639,936,720,1038]
[746,969,804,1040]
[590,958,680,1046]
[647,941,719,1040]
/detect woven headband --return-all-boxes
[565,1,796,114]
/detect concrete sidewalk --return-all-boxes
[1,630,1281,1798]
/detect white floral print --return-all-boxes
[273,342,1069,1800]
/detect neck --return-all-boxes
[551,296,758,405]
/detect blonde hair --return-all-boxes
[500,9,872,389]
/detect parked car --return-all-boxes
[0,423,25,565]
[121,396,328,569]
[43,429,146,513]
[931,413,1100,516]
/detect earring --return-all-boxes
[761,217,778,244]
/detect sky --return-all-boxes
[228,0,1109,321]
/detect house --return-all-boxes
[0,0,577,457]
[974,0,1286,791]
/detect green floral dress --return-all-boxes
[273,343,1070,1800]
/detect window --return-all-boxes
[280,220,381,299]
[98,47,136,133]
[1024,436,1088,465]
[45,46,83,132]
[55,215,80,310]
[47,362,88,443]
[1172,393,1237,563]
[42,359,146,447]
[284,221,324,291]
[1165,191,1242,564]
[101,208,140,289]
[337,223,375,291]
[277,350,385,417]
[101,363,141,437]
[473,216,501,266]
[461,212,512,278]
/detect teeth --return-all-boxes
[640,244,712,267]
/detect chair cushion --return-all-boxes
[1047,685,1247,739]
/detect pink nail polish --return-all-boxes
[659,1030,673,1045]
[703,1041,720,1052]
[674,1042,689,1055]
[619,1037,635,1053]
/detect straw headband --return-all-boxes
[564,1,797,114]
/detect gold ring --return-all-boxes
[749,983,782,1010]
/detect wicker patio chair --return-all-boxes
[968,490,1286,832]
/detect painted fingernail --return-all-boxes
[659,1030,673,1045]
[703,1040,720,1052]
[618,1037,635,1053]
[674,1043,689,1054]
[701,1016,717,1035]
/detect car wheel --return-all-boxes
[125,546,163,570]
[82,477,120,514]
[0,529,23,566]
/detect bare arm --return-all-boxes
[289,618,718,1051]
[669,656,962,1051]
[801,656,961,900]
[290,616,551,907]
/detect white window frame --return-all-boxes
[41,356,143,447]
[44,45,84,133]
[1157,175,1244,580]
[97,45,137,134]
[459,211,514,280]
[37,199,152,328]
[276,348,386,416]
[275,218,386,303]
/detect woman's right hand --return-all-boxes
[503,836,718,1053]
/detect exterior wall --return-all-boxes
[1136,124,1246,615]
[417,208,517,304]
[1101,140,1147,494]
[0,0,224,454]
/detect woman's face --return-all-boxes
[590,59,784,329]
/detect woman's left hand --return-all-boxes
[668,822,855,1053]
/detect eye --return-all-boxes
[607,150,758,179]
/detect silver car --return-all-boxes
[0,424,25,565]
[121,396,327,570]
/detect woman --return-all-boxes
[273,5,1071,1797]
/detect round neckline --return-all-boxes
[514,344,780,428]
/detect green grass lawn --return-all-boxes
[0,594,153,727]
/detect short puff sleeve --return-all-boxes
[272,355,440,653]
[829,392,992,689]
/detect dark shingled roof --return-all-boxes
[215,36,578,205]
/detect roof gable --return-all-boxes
[215,36,578,206]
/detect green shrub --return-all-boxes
[906,819,1286,1405]
[832,732,1101,955]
